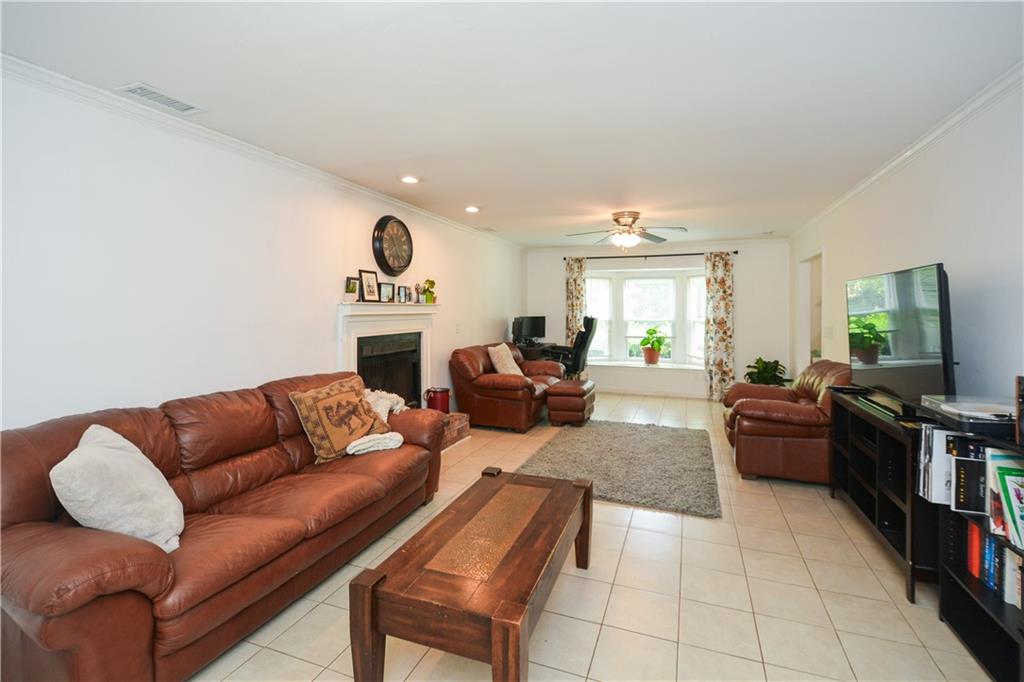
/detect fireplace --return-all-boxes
[357,332,422,407]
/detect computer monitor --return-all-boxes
[512,316,546,344]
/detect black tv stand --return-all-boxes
[830,391,940,602]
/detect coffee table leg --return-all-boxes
[491,601,528,682]
[350,569,387,682]
[573,479,593,569]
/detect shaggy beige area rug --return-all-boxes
[517,420,721,518]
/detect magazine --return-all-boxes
[997,467,1024,548]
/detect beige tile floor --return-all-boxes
[192,393,991,682]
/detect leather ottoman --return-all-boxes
[546,379,596,426]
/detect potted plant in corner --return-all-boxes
[640,327,668,365]
[848,318,887,365]
[744,357,787,385]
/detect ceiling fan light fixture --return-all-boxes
[610,232,642,249]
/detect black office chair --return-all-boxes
[542,316,596,378]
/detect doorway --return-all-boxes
[795,252,824,371]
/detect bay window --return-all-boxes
[584,269,706,366]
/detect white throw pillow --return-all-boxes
[49,424,185,553]
[487,344,524,376]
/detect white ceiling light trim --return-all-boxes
[400,175,420,184]
[0,55,519,249]
[794,59,1023,236]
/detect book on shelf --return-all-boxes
[917,424,966,504]
[959,516,1023,608]
[942,436,1024,551]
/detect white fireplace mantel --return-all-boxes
[336,303,440,390]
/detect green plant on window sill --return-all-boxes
[848,317,889,365]
[744,357,787,386]
[640,327,668,365]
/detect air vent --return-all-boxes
[115,82,203,115]
[475,226,497,233]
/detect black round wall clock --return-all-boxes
[372,215,414,276]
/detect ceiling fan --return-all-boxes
[566,211,688,249]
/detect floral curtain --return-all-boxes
[565,257,587,345]
[705,251,735,401]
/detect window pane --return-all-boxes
[590,319,611,357]
[687,276,706,322]
[585,279,611,358]
[623,279,675,320]
[586,278,611,319]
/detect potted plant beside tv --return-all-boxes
[848,318,888,365]
[640,327,668,365]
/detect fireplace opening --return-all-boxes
[356,332,422,407]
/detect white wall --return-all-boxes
[525,240,792,396]
[2,67,525,428]
[789,76,1023,396]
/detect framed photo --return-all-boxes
[344,276,359,295]
[397,285,409,303]
[380,282,395,303]
[359,269,380,302]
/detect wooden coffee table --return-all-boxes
[349,467,592,682]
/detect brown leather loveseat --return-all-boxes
[1,371,445,682]
[723,360,851,484]
[449,342,564,432]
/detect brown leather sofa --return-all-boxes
[723,360,851,484]
[449,342,564,432]
[0,371,445,682]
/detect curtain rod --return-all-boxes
[563,250,738,261]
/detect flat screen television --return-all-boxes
[845,263,955,408]
[512,316,546,343]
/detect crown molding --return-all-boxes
[793,60,1023,237]
[1,54,519,249]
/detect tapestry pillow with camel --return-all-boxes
[289,375,390,463]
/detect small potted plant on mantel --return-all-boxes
[744,357,787,385]
[422,279,437,304]
[640,327,668,365]
[848,318,888,365]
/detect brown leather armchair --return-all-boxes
[450,342,564,432]
[723,360,851,483]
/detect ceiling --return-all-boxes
[3,2,1021,246]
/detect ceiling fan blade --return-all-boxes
[594,234,614,245]
[566,229,613,237]
[643,226,689,232]
[639,232,667,244]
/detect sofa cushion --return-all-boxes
[303,444,430,492]
[208,473,385,537]
[528,375,562,390]
[289,376,389,463]
[153,514,306,620]
[2,407,180,529]
[259,372,359,439]
[162,389,278,471]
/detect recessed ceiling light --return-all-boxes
[465,206,480,213]
[400,175,420,184]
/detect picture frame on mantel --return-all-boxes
[359,269,380,302]
[380,282,395,303]
[343,276,359,303]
